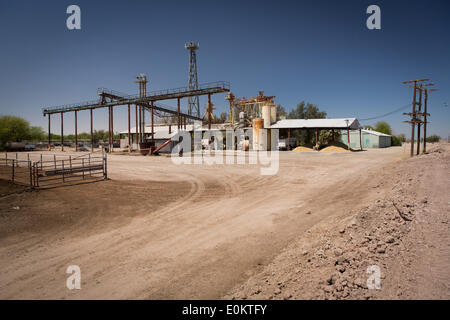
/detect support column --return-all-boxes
[347,126,350,150]
[287,129,291,150]
[61,112,64,151]
[108,106,111,153]
[184,116,186,130]
[135,105,138,147]
[48,114,51,150]
[151,101,154,140]
[208,93,212,130]
[128,104,131,152]
[90,108,94,152]
[315,128,319,150]
[359,128,363,151]
[177,98,181,130]
[75,111,78,152]
[138,105,142,143]
[111,106,114,152]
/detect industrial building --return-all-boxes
[341,129,392,149]
[38,42,369,155]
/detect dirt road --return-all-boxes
[0,146,422,299]
[226,144,450,300]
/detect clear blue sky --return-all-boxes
[0,0,449,138]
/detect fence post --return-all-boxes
[11,159,15,183]
[82,158,85,180]
[103,154,107,180]
[29,161,32,189]
[35,163,39,188]
[69,155,72,175]
[40,154,43,170]
[54,155,56,171]
[89,154,91,176]
[61,160,65,183]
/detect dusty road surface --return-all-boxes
[226,144,450,300]
[1,145,445,299]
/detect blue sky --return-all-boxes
[0,0,449,137]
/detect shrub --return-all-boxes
[374,121,392,135]
[426,135,440,143]
[391,135,402,146]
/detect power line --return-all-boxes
[359,103,411,121]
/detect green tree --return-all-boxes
[0,115,31,149]
[287,101,327,145]
[319,130,342,145]
[374,121,392,135]
[29,126,46,141]
[276,104,286,118]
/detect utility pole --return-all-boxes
[416,83,435,155]
[185,42,200,120]
[423,88,439,153]
[402,78,429,157]
[416,85,422,155]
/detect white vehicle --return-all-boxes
[278,138,296,150]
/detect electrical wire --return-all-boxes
[359,103,411,121]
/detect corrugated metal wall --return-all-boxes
[341,131,391,148]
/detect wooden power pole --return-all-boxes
[402,78,429,157]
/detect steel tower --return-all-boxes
[185,42,200,119]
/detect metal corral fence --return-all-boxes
[0,152,107,188]
[0,158,34,187]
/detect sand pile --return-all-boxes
[320,142,351,153]
[293,146,314,152]
[320,146,350,153]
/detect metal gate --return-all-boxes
[0,153,107,189]
[33,153,107,188]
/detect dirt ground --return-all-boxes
[0,144,448,299]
